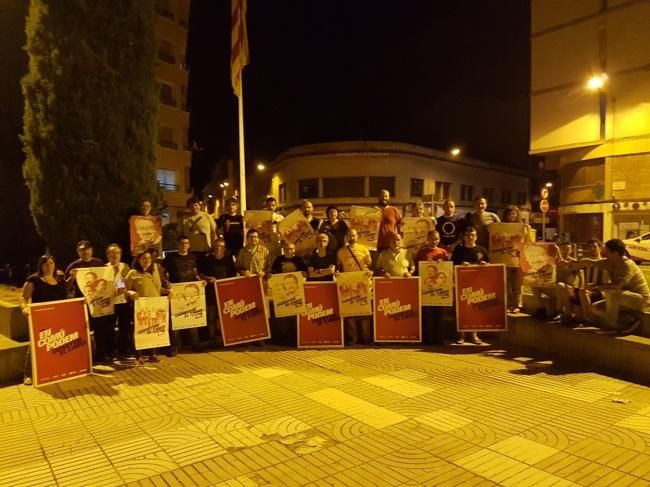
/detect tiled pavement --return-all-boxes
[2,345,650,486]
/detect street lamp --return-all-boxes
[257,163,266,171]
[545,182,553,188]
[450,147,461,157]
[586,73,608,91]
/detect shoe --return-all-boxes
[166,348,178,357]
[511,307,520,314]
[23,377,32,386]
[472,337,484,345]
[456,338,465,345]
[148,354,161,363]
[621,320,641,335]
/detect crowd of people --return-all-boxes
[18,190,650,385]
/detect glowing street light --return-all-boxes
[545,182,553,188]
[223,181,229,187]
[587,73,608,91]
[450,147,461,157]
[257,163,266,171]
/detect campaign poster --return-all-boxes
[455,264,507,332]
[129,215,163,255]
[28,298,92,387]
[335,271,372,317]
[277,209,318,256]
[215,275,271,346]
[488,223,526,267]
[520,242,557,287]
[402,217,435,250]
[134,296,170,350]
[298,282,344,348]
[75,267,115,317]
[419,261,454,306]
[349,206,381,250]
[170,281,207,330]
[244,210,276,248]
[268,272,306,317]
[373,277,421,342]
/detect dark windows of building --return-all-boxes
[157,168,177,191]
[158,125,177,149]
[460,184,474,202]
[279,183,287,203]
[369,176,395,197]
[159,82,175,107]
[501,189,512,204]
[434,181,451,201]
[158,39,175,64]
[516,192,527,205]
[298,179,318,199]
[410,178,424,198]
[323,177,365,198]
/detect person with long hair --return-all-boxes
[499,205,532,313]
[125,249,169,365]
[19,255,68,385]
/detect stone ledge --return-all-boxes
[0,335,27,384]
[0,300,28,342]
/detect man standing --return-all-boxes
[236,229,271,277]
[375,233,414,278]
[217,198,245,255]
[178,197,217,254]
[436,199,466,252]
[162,235,202,354]
[265,196,284,223]
[376,189,402,251]
[466,195,500,249]
[301,200,321,231]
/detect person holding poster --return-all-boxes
[236,229,271,277]
[308,232,337,282]
[178,197,217,254]
[376,189,402,252]
[452,227,489,344]
[126,249,169,364]
[19,255,68,385]
[337,228,373,344]
[416,230,450,344]
[217,198,245,255]
[436,199,466,252]
[130,215,163,256]
[319,206,348,253]
[301,200,321,231]
[349,205,382,250]
[106,244,133,359]
[466,195,500,249]
[198,238,237,345]
[277,208,318,257]
[375,233,414,278]
[265,196,284,223]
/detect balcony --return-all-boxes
[158,182,179,192]
[160,95,176,107]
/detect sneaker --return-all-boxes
[456,338,465,345]
[148,354,161,363]
[472,337,484,345]
[166,348,178,358]
[23,377,32,386]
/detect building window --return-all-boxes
[369,176,395,197]
[501,189,512,204]
[157,168,177,191]
[434,181,451,201]
[158,39,175,64]
[323,177,364,198]
[482,187,495,203]
[516,191,527,205]
[278,183,287,203]
[460,184,474,202]
[298,179,319,199]
[158,125,177,149]
[410,178,424,198]
[159,82,175,107]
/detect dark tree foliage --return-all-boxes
[0,1,43,274]
[22,0,159,263]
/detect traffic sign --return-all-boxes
[540,199,550,213]
[540,187,549,199]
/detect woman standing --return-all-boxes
[500,205,532,314]
[125,249,168,365]
[106,244,132,359]
[319,206,348,253]
[19,255,68,385]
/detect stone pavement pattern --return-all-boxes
[2,346,650,486]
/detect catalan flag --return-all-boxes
[231,0,249,98]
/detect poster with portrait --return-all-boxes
[129,215,163,255]
[215,275,271,346]
[419,261,454,306]
[169,281,207,330]
[268,272,306,317]
[402,217,435,250]
[349,206,381,250]
[488,223,526,266]
[277,209,318,256]
[75,267,115,317]
[520,242,557,287]
[373,277,421,342]
[134,296,170,350]
[455,264,507,332]
[335,271,372,317]
[298,282,344,348]
[244,210,275,247]
[28,298,92,387]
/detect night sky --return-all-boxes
[187,0,531,192]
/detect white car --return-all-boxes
[623,232,650,262]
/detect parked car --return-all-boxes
[623,232,650,262]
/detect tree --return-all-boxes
[22,0,159,263]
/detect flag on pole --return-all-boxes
[231,0,249,98]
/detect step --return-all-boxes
[499,314,650,383]
[0,300,28,342]
[0,335,28,385]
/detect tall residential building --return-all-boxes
[531,0,650,242]
[154,0,192,222]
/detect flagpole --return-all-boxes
[237,76,247,213]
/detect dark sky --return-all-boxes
[187,0,531,191]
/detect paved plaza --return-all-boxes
[2,344,650,486]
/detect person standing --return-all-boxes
[105,244,132,359]
[375,233,414,278]
[162,235,202,354]
[307,233,337,282]
[20,255,68,385]
[466,195,500,249]
[499,205,532,314]
[376,189,402,252]
[416,230,449,344]
[319,205,349,254]
[178,197,217,254]
[436,199,466,252]
[265,196,284,223]
[217,198,245,256]
[301,200,321,231]
[236,229,271,277]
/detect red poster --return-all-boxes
[28,298,92,387]
[455,264,507,332]
[373,277,421,342]
[215,276,271,346]
[298,282,344,348]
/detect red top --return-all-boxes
[377,206,402,251]
[416,246,448,262]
